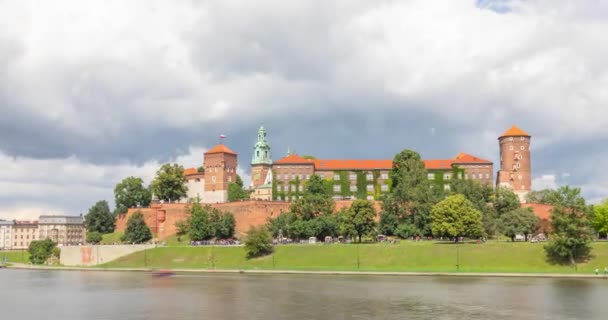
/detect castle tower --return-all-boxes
[203,143,238,203]
[496,125,531,202]
[251,126,272,188]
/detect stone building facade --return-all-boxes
[268,153,493,201]
[496,125,532,201]
[12,221,39,250]
[38,215,86,246]
[181,143,238,204]
[0,220,14,250]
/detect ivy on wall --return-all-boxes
[356,171,367,200]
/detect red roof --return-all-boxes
[522,203,553,220]
[423,159,455,170]
[500,125,530,138]
[184,168,197,175]
[274,154,315,165]
[204,144,237,155]
[314,159,393,170]
[453,152,492,164]
[274,153,489,171]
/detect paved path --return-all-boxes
[4,263,608,279]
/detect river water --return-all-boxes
[0,269,606,319]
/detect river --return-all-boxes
[0,269,606,319]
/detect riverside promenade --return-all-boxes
[6,263,608,280]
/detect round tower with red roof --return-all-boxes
[496,125,531,201]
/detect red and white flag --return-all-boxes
[219,134,226,139]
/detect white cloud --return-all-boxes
[532,174,558,190]
[0,146,251,220]
[1,0,608,211]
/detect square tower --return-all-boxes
[203,144,238,203]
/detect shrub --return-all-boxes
[87,231,103,244]
[28,239,56,265]
[244,225,273,259]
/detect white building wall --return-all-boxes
[0,223,13,250]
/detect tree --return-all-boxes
[338,200,377,242]
[228,175,247,201]
[197,166,205,173]
[216,212,236,239]
[450,179,497,238]
[175,219,189,237]
[544,186,594,265]
[499,208,539,241]
[431,194,483,241]
[85,200,115,234]
[150,163,188,202]
[114,176,152,215]
[305,174,331,198]
[494,187,521,216]
[28,239,56,264]
[525,189,556,204]
[244,225,273,258]
[188,202,213,241]
[121,211,152,244]
[380,149,440,236]
[86,231,103,244]
[593,200,608,238]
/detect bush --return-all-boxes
[244,225,273,259]
[121,211,152,244]
[28,239,56,265]
[87,231,103,244]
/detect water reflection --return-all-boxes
[0,270,606,320]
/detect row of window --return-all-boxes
[332,184,389,192]
[428,173,491,180]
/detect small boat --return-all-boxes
[150,269,175,277]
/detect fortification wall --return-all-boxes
[115,200,382,240]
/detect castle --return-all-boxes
[116,125,533,239]
[179,125,532,203]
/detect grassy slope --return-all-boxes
[101,232,124,244]
[102,241,608,274]
[0,251,30,264]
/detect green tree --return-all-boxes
[175,219,189,237]
[244,225,274,259]
[450,179,497,238]
[114,176,152,215]
[499,208,539,241]
[214,210,236,239]
[494,187,521,216]
[593,200,608,238]
[85,200,115,234]
[525,189,556,204]
[380,149,440,236]
[121,211,152,244]
[305,174,331,198]
[544,186,594,265]
[188,202,213,241]
[338,199,377,242]
[228,175,248,201]
[150,163,188,202]
[86,231,103,244]
[28,239,57,264]
[431,194,483,241]
[197,166,205,173]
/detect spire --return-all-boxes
[251,125,272,165]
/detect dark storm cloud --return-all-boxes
[1,0,608,219]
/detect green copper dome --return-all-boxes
[252,126,272,165]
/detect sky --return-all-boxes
[1,0,607,219]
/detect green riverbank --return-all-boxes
[101,241,608,274]
[0,251,30,264]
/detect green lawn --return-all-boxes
[0,251,30,264]
[102,241,608,274]
[101,232,124,244]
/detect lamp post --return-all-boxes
[456,242,460,271]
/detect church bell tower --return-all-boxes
[251,126,272,188]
